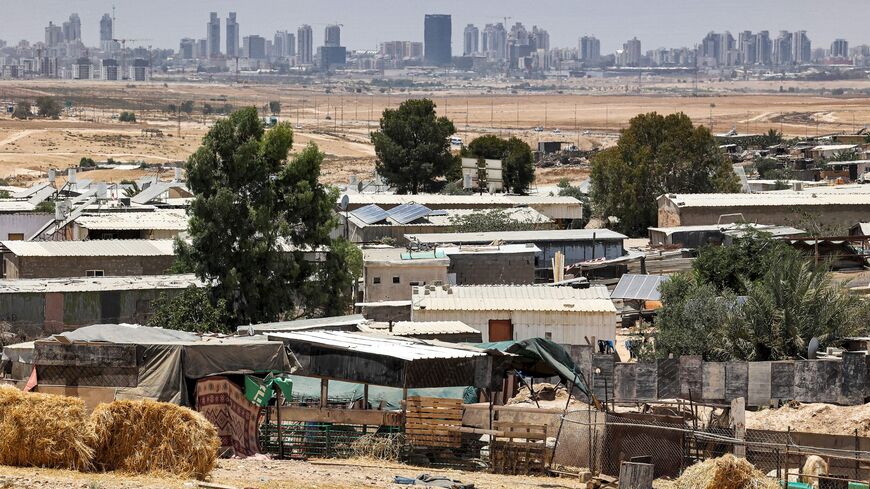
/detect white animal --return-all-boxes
[800,456,828,489]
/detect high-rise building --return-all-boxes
[424,14,452,66]
[482,23,507,61]
[324,24,341,48]
[463,24,479,55]
[286,33,296,58]
[774,31,792,65]
[622,37,642,66]
[738,31,756,65]
[226,12,239,58]
[831,38,849,59]
[73,57,91,80]
[755,31,772,66]
[792,31,811,64]
[197,39,208,59]
[531,26,549,51]
[179,38,196,60]
[579,35,601,62]
[207,12,221,58]
[243,35,266,59]
[63,13,82,43]
[129,58,149,81]
[45,22,63,48]
[101,58,119,81]
[297,25,313,64]
[99,13,114,52]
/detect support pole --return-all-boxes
[276,388,284,459]
[731,397,746,458]
[320,378,328,409]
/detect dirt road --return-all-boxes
[0,458,577,489]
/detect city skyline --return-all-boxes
[3,0,869,54]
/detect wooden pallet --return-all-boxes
[404,396,462,448]
[491,422,549,476]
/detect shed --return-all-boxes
[65,209,189,240]
[442,244,540,285]
[360,320,482,343]
[411,284,617,345]
[362,247,449,302]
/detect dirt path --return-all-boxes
[0,458,577,489]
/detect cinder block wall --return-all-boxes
[448,252,535,285]
[14,255,175,279]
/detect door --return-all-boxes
[488,319,513,342]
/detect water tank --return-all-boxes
[54,200,67,221]
[48,168,56,184]
[792,181,804,192]
[67,168,77,185]
[174,167,182,181]
[96,182,108,199]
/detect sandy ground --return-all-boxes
[746,402,870,436]
[0,458,577,489]
[2,78,870,185]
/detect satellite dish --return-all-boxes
[357,181,364,193]
[339,194,350,211]
[808,337,819,359]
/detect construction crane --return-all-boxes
[112,38,152,80]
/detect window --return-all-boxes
[409,281,421,286]
[86,270,105,277]
[6,233,24,241]
[372,276,381,284]
[545,332,553,340]
[392,276,401,284]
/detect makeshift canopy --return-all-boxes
[286,375,473,409]
[475,338,590,398]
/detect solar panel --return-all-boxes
[350,204,389,225]
[610,274,668,301]
[387,203,432,224]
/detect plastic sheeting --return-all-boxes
[287,375,472,409]
[474,338,590,397]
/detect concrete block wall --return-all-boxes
[12,255,175,279]
[448,252,535,285]
[596,353,870,406]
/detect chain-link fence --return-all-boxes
[561,404,870,485]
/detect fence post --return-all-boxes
[730,397,746,458]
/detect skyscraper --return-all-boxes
[831,39,849,59]
[482,23,507,61]
[324,24,341,48]
[624,38,641,66]
[45,22,63,48]
[297,25,313,64]
[579,36,600,62]
[99,13,114,52]
[63,13,81,43]
[774,31,792,65]
[531,26,549,51]
[755,31,772,66]
[738,31,756,65]
[463,24,479,55]
[207,12,221,58]
[424,14,452,66]
[226,12,239,58]
[179,38,196,60]
[792,31,811,64]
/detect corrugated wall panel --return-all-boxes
[63,292,101,327]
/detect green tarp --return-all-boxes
[474,338,590,398]
[245,373,294,407]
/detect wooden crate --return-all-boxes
[491,422,549,475]
[404,396,462,448]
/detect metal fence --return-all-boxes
[561,405,870,485]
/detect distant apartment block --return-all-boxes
[424,14,452,66]
[297,25,313,64]
[226,12,239,57]
[206,12,221,58]
[463,24,479,55]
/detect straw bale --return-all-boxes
[90,399,220,479]
[673,455,780,489]
[0,386,95,471]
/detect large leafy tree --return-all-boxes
[371,99,456,194]
[177,107,358,325]
[590,112,739,237]
[465,135,535,194]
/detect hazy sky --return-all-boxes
[4,0,868,53]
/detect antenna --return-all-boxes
[112,5,116,39]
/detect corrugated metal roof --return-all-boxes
[268,330,487,361]
[661,192,870,208]
[74,210,188,231]
[413,284,617,313]
[363,247,450,265]
[0,274,201,294]
[1,239,175,257]
[611,274,668,301]
[441,243,541,255]
[391,321,480,336]
[854,223,870,236]
[239,314,368,334]
[345,193,581,206]
[0,201,37,212]
[424,207,552,226]
[406,228,627,244]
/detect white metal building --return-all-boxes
[411,284,617,345]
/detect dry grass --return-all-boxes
[348,433,406,461]
[90,399,219,479]
[0,386,95,471]
[672,455,780,489]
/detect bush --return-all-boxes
[35,96,62,119]
[12,102,31,120]
[79,157,97,168]
[118,111,136,123]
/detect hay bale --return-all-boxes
[673,455,780,489]
[0,386,95,471]
[90,399,219,479]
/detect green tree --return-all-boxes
[590,112,739,236]
[35,201,55,213]
[371,99,456,194]
[118,111,136,123]
[449,209,538,233]
[79,157,97,168]
[269,101,281,115]
[35,97,62,119]
[180,100,195,115]
[762,128,783,147]
[147,287,230,334]
[12,102,31,120]
[177,107,358,325]
[692,229,788,294]
[0,190,10,199]
[464,135,535,194]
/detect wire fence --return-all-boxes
[561,406,870,484]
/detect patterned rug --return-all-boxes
[196,376,261,456]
